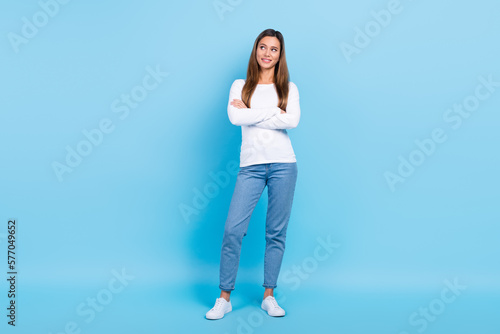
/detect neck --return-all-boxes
[259,68,275,83]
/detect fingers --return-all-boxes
[231,99,246,109]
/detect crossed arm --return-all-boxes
[227,80,300,130]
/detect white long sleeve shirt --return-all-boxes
[227,79,300,167]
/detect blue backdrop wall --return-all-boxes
[1,1,499,333]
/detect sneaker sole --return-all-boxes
[205,306,232,320]
[261,304,285,317]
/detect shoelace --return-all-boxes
[211,298,225,312]
[267,297,281,309]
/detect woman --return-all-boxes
[206,28,300,320]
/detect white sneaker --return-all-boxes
[261,296,285,317]
[205,298,232,320]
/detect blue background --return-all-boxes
[1,0,499,333]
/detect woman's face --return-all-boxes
[256,36,280,70]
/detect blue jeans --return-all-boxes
[219,162,298,291]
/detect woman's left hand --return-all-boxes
[231,99,247,109]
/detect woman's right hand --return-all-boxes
[280,109,286,114]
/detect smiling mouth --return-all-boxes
[262,58,271,63]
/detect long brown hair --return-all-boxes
[241,28,290,110]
